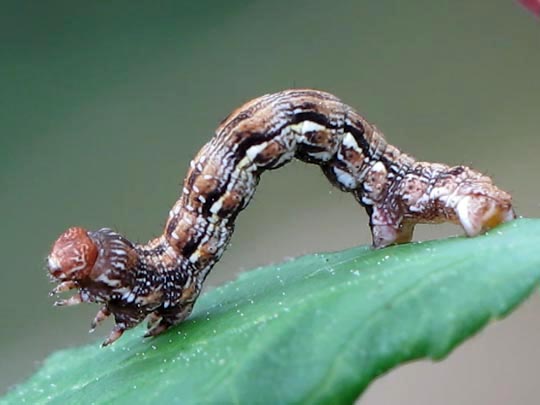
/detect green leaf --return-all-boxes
[4,218,540,404]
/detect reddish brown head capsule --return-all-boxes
[48,227,98,281]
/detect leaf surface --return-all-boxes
[4,219,540,404]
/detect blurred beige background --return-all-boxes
[1,1,539,403]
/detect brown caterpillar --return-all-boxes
[47,89,515,346]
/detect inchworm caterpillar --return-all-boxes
[47,89,515,345]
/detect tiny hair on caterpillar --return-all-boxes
[47,89,515,346]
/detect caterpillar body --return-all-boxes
[47,89,514,346]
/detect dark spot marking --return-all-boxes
[202,186,225,215]
[447,166,465,176]
[181,237,199,258]
[234,132,271,162]
[291,111,334,129]
[166,217,179,238]
[344,120,370,155]
[296,144,329,164]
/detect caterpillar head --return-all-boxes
[47,227,141,346]
[47,227,136,284]
[48,227,98,281]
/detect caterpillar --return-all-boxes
[47,89,515,346]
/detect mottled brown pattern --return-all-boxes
[46,89,515,345]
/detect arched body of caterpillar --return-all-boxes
[47,89,515,346]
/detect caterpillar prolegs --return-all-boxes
[47,89,515,345]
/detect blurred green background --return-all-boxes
[1,0,539,403]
